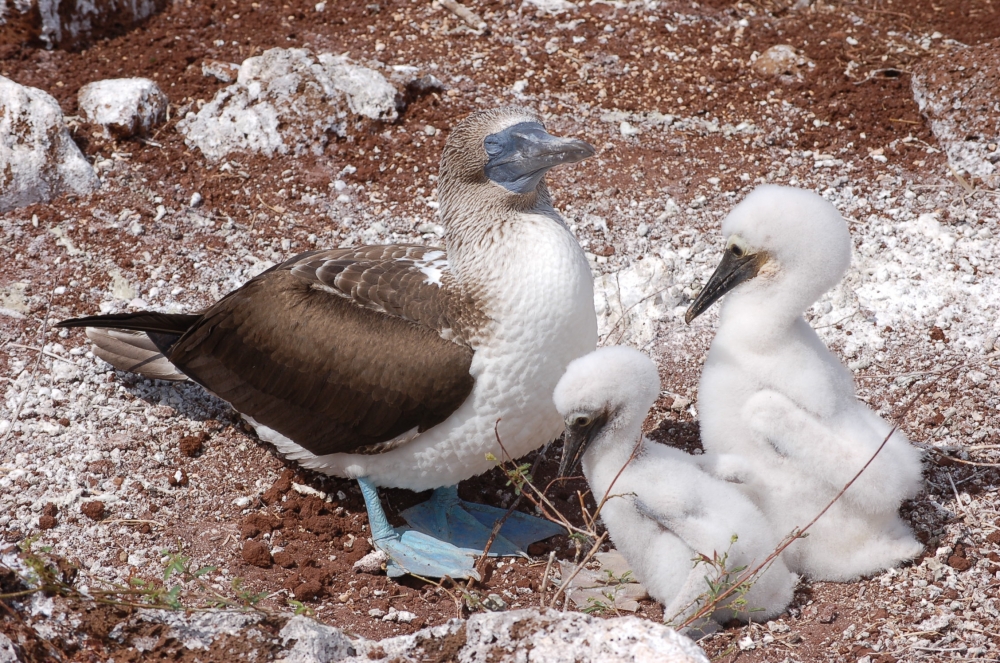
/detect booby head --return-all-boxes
[685,185,851,324]
[553,347,661,477]
[438,107,595,214]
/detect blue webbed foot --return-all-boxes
[400,485,564,557]
[358,478,481,580]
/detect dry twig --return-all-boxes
[670,364,961,628]
[439,0,487,31]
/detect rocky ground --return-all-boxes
[2,0,1000,661]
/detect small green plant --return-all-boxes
[231,577,269,606]
[602,568,633,585]
[485,452,533,495]
[287,599,315,616]
[697,535,751,609]
[0,540,271,615]
[581,595,612,615]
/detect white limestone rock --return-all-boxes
[752,44,814,82]
[109,609,267,650]
[78,78,168,139]
[178,48,400,161]
[1,0,167,49]
[0,631,17,663]
[0,76,99,214]
[523,0,577,14]
[202,60,242,83]
[912,40,1000,180]
[277,616,357,663]
[349,609,708,663]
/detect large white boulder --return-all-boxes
[350,609,709,663]
[104,608,708,663]
[78,78,168,139]
[178,48,400,161]
[0,76,99,214]
[0,0,167,49]
[912,39,1000,180]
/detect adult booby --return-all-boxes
[58,107,598,579]
[685,185,923,581]
[553,347,797,629]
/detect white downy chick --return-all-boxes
[686,185,924,581]
[553,347,798,630]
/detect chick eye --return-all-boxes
[573,415,591,427]
[730,244,745,258]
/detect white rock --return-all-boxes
[0,76,99,213]
[349,609,708,663]
[79,78,168,138]
[202,60,241,83]
[291,482,328,500]
[352,549,388,573]
[523,0,578,14]
[277,615,356,663]
[752,44,814,81]
[619,121,640,138]
[382,608,417,623]
[912,42,1000,178]
[178,48,399,161]
[0,631,17,663]
[113,609,266,650]
[3,0,164,48]
[50,360,81,383]
[317,53,399,121]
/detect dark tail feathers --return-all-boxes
[57,312,201,355]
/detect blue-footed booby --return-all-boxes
[58,107,598,579]
[553,347,797,629]
[685,185,924,581]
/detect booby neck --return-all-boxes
[715,270,826,348]
[434,108,591,285]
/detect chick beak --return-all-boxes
[684,249,770,324]
[557,412,608,479]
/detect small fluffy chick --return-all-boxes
[686,185,924,581]
[553,347,797,628]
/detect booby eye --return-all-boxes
[730,244,744,257]
[572,415,592,428]
[483,134,504,157]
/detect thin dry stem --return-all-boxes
[673,365,959,629]
[539,551,555,608]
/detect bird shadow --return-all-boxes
[115,371,234,425]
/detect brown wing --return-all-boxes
[165,245,478,455]
[284,245,465,336]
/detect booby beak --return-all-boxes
[684,247,770,323]
[484,121,595,194]
[557,411,608,479]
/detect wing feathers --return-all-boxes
[167,267,475,456]
[61,245,479,457]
